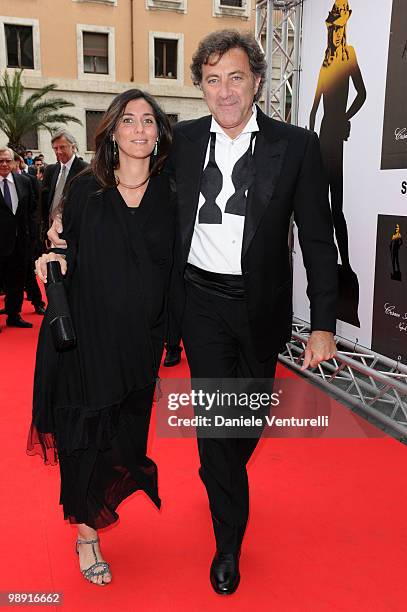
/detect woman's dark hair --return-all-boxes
[88,89,172,190]
[190,30,267,102]
[323,25,349,67]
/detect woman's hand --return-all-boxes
[342,119,351,141]
[48,214,67,249]
[35,253,67,284]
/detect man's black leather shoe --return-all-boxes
[210,551,240,595]
[6,316,33,328]
[34,305,46,315]
[163,344,183,367]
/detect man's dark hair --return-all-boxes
[190,29,267,102]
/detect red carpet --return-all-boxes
[1,296,407,611]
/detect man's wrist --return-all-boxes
[310,330,335,337]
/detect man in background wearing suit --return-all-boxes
[40,129,87,241]
[10,153,45,315]
[0,147,37,330]
[11,153,46,316]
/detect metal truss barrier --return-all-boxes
[255,0,304,123]
[279,318,407,438]
[257,3,407,439]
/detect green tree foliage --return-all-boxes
[0,70,81,155]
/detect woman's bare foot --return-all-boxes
[76,524,112,585]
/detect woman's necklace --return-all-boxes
[115,174,148,190]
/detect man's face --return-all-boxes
[34,159,44,169]
[0,152,13,178]
[26,151,33,159]
[52,137,75,164]
[201,47,260,140]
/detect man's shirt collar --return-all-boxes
[210,104,259,140]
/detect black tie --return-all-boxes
[199,132,223,224]
[2,178,13,211]
[224,133,256,217]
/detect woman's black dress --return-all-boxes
[27,173,176,529]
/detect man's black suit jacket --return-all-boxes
[41,157,88,228]
[167,106,338,361]
[0,172,36,258]
[22,170,40,207]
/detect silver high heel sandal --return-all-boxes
[76,537,112,585]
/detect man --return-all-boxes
[24,150,34,166]
[166,30,337,594]
[13,153,40,201]
[28,156,45,179]
[46,30,337,595]
[40,129,87,241]
[0,147,37,330]
[10,153,45,315]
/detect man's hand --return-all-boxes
[47,214,67,248]
[301,330,336,370]
[35,252,67,284]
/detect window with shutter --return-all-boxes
[83,32,109,74]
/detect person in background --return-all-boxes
[0,147,37,330]
[36,166,45,182]
[14,153,39,197]
[28,156,45,180]
[24,150,34,166]
[309,0,365,325]
[1,153,46,317]
[40,130,87,243]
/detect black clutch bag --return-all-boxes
[45,260,76,351]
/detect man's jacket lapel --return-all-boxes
[242,109,288,259]
[175,116,211,262]
[48,163,60,208]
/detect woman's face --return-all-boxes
[333,25,344,48]
[114,98,158,161]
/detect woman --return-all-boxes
[27,89,175,585]
[390,223,403,280]
[309,0,366,275]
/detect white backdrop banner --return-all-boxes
[293,0,407,357]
